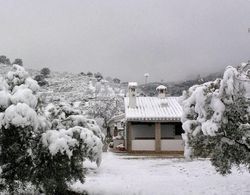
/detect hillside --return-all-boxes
[139,71,223,96]
[0,64,126,112]
[0,64,224,102]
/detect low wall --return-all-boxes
[161,140,184,151]
[132,140,155,151]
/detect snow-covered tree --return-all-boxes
[32,125,103,194]
[87,72,93,77]
[12,58,23,66]
[88,96,123,138]
[113,78,121,84]
[0,65,103,194]
[40,67,51,78]
[34,74,49,86]
[32,102,103,194]
[87,80,124,136]
[94,72,103,81]
[45,102,104,141]
[0,55,11,65]
[181,63,250,175]
[0,65,41,192]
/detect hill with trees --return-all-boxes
[138,71,223,97]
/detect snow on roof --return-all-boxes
[107,113,125,125]
[156,85,167,90]
[124,96,182,121]
[128,82,138,87]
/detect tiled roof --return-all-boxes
[124,96,183,122]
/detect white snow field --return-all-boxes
[72,152,250,195]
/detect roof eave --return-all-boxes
[126,117,181,123]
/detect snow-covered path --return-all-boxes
[72,152,250,195]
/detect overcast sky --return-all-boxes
[0,0,249,82]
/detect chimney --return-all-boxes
[156,85,167,98]
[128,82,137,108]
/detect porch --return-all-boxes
[126,122,184,152]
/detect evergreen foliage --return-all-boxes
[34,74,49,86]
[12,58,23,66]
[181,64,250,175]
[86,72,93,77]
[0,65,103,194]
[40,67,51,78]
[94,72,103,81]
[0,55,11,65]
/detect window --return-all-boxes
[131,122,155,140]
[161,124,175,139]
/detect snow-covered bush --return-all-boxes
[45,102,105,141]
[31,102,103,194]
[32,126,102,194]
[181,63,250,174]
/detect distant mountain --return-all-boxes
[1,63,223,100]
[138,71,223,96]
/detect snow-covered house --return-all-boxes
[124,83,184,153]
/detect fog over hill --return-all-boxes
[1,63,224,99]
[137,71,224,96]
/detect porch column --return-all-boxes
[127,122,132,152]
[155,122,161,152]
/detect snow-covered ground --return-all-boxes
[72,152,250,195]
